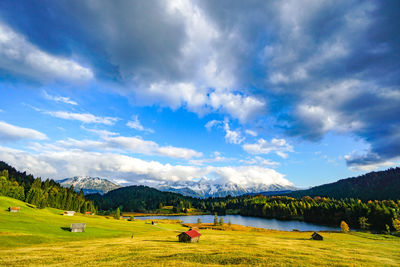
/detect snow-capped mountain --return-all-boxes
[58,176,121,195]
[156,180,297,198]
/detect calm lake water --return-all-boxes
[138,214,340,231]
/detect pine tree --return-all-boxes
[197,218,202,224]
[228,220,232,226]
[114,207,121,220]
[219,217,224,226]
[358,217,370,230]
[214,214,218,226]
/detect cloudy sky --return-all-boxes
[0,0,399,188]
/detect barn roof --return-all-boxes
[184,229,201,238]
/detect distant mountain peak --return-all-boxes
[156,180,296,198]
[58,176,121,195]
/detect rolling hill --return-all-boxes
[288,167,400,200]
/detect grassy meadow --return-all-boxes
[1,196,400,266]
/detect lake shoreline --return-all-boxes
[133,214,341,232]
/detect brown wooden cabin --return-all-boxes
[311,232,323,240]
[177,229,201,243]
[9,207,20,212]
[70,223,86,232]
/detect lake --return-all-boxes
[137,214,340,231]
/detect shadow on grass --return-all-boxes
[60,227,71,232]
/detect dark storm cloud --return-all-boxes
[0,0,186,81]
[200,0,400,167]
[0,0,399,167]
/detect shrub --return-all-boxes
[340,221,349,232]
[393,219,400,232]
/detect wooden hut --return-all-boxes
[70,223,86,232]
[63,211,75,216]
[311,232,323,240]
[9,207,20,212]
[85,211,94,215]
[177,229,201,243]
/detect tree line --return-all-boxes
[0,163,95,213]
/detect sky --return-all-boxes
[0,0,399,188]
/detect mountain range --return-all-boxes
[58,176,296,198]
[58,176,121,195]
[58,167,400,200]
[156,180,296,198]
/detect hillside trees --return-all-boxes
[0,162,96,213]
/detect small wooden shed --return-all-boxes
[70,223,86,232]
[85,211,94,215]
[63,211,75,216]
[9,207,20,212]
[177,229,201,243]
[311,232,323,240]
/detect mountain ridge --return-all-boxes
[156,181,296,198]
[287,167,400,200]
[58,176,121,195]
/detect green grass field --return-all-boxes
[1,196,399,266]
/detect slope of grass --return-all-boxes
[1,196,400,266]
[0,196,182,248]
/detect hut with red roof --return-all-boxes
[177,229,201,243]
[8,207,20,212]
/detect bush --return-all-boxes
[340,221,349,232]
[393,219,400,232]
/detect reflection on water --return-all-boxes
[138,214,340,231]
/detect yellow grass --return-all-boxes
[1,196,399,266]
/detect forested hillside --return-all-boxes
[86,185,194,213]
[288,168,400,200]
[0,161,95,213]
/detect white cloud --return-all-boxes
[240,156,280,168]
[46,111,119,125]
[209,91,265,123]
[205,119,245,145]
[81,127,119,138]
[189,153,229,166]
[32,134,202,160]
[126,115,154,133]
[245,129,258,137]
[205,120,222,131]
[208,166,293,187]
[43,90,78,105]
[243,138,293,158]
[0,145,292,187]
[0,121,47,142]
[0,22,93,82]
[224,121,244,144]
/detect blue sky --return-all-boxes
[0,0,399,188]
